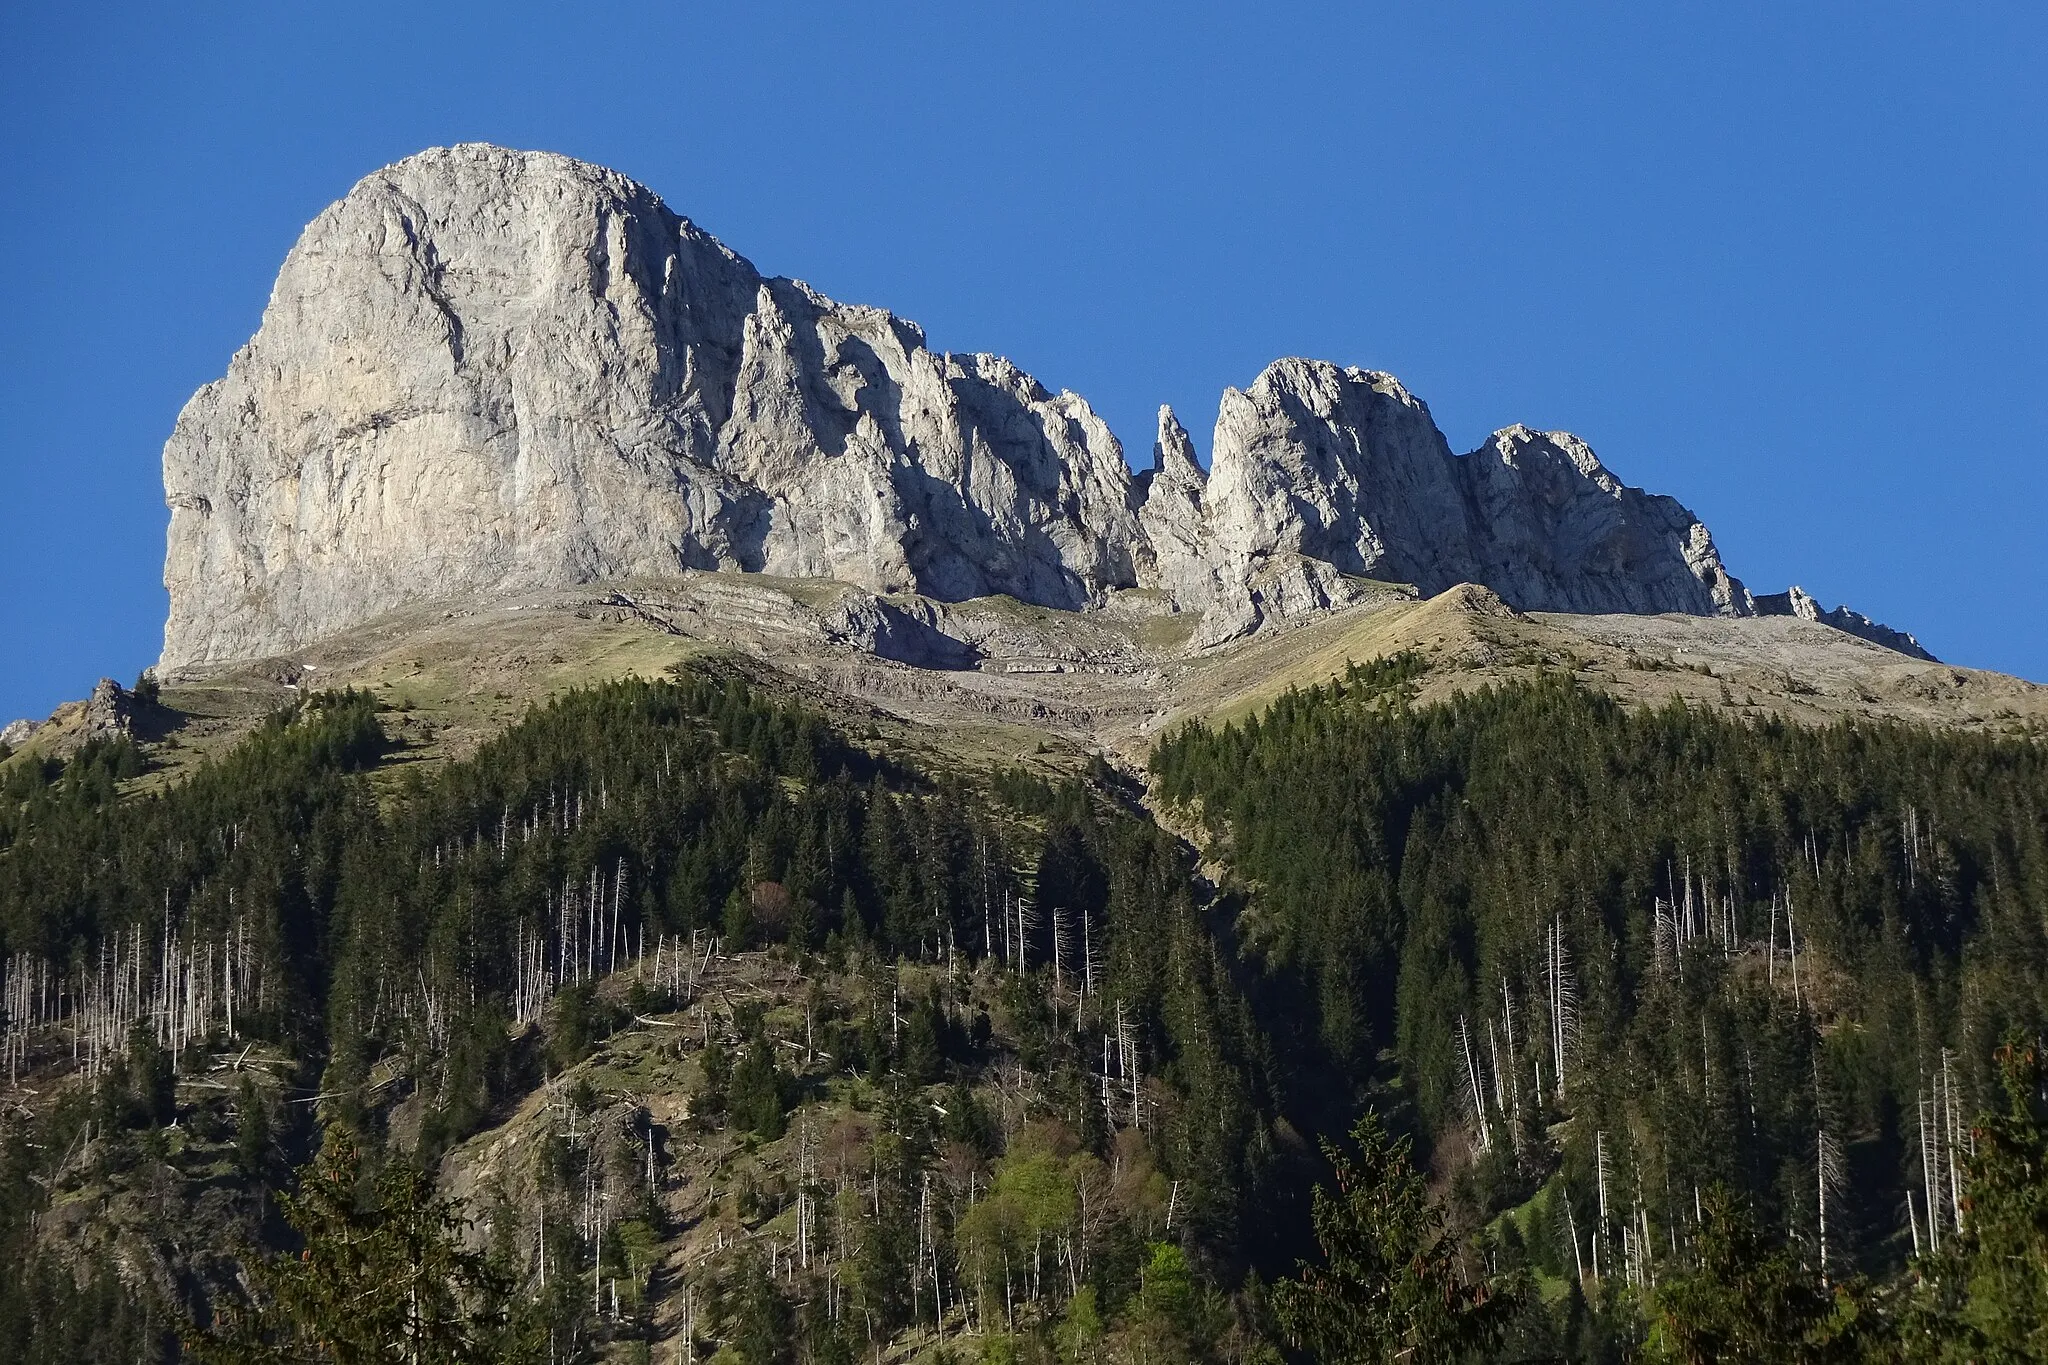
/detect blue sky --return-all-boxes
[2,3,2043,721]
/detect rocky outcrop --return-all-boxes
[1755,587,1936,661]
[159,144,1925,666]
[82,678,136,744]
[1459,424,1749,617]
[162,146,1139,666]
[1182,361,1751,640]
[818,592,981,670]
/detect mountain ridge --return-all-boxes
[157,142,1932,670]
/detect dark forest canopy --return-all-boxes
[0,659,2042,1361]
[1152,660,2048,1313]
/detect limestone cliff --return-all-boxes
[161,145,1140,665]
[1185,361,1752,640]
[1755,587,1935,661]
[160,144,1923,666]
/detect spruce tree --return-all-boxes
[1649,1185,1864,1363]
[1272,1111,1512,1363]
[186,1127,541,1364]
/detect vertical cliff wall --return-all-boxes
[162,144,1918,668]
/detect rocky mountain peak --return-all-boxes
[1148,405,1205,490]
[157,144,1928,667]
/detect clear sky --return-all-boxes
[2,3,2043,722]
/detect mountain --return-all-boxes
[160,143,1923,670]
[11,143,2045,1365]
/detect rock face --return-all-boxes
[162,146,1139,666]
[1187,361,1752,640]
[1755,587,1935,662]
[160,144,1922,666]
[82,679,135,744]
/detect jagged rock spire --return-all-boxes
[1150,405,1205,489]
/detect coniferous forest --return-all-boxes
[0,659,2042,1361]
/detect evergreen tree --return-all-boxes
[235,1075,271,1178]
[185,1127,542,1364]
[720,1248,792,1365]
[729,1033,789,1140]
[1899,1039,2048,1362]
[1649,1185,1864,1363]
[1272,1112,1512,1363]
